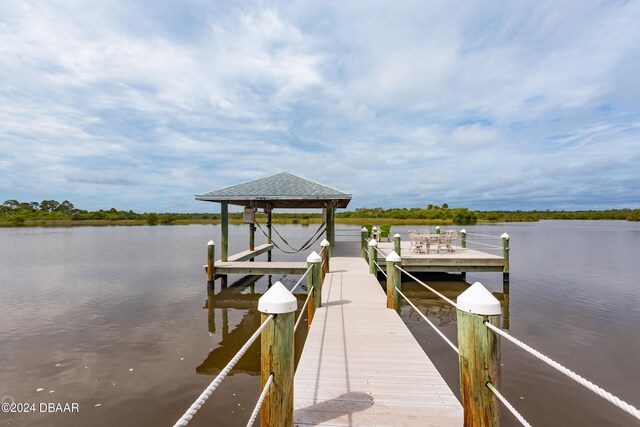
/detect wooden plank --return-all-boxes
[214,261,307,275]
[294,256,463,426]
[227,243,274,262]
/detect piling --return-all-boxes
[221,202,229,262]
[501,233,510,283]
[307,251,322,327]
[207,240,215,282]
[258,282,297,427]
[267,208,272,262]
[385,251,402,311]
[435,226,440,235]
[368,239,378,275]
[320,239,330,281]
[456,282,501,427]
[361,227,368,259]
[460,229,466,280]
[394,233,401,256]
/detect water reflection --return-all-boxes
[200,274,309,378]
[401,274,510,329]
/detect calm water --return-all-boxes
[1,221,639,426]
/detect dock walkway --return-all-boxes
[294,256,463,426]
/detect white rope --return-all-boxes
[246,374,274,427]
[484,322,640,421]
[466,232,503,239]
[466,240,503,249]
[290,265,313,293]
[373,245,386,257]
[372,260,387,277]
[486,383,532,427]
[173,315,275,427]
[395,288,459,354]
[294,288,314,332]
[394,265,458,308]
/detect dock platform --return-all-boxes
[293,256,463,426]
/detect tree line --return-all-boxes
[1,199,638,226]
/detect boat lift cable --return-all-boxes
[394,265,458,309]
[271,222,325,251]
[486,383,532,427]
[395,288,459,354]
[172,314,275,427]
[255,222,326,254]
[245,374,274,427]
[484,321,640,421]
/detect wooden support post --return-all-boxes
[258,282,297,427]
[393,233,401,256]
[221,202,229,262]
[501,233,510,283]
[307,251,322,327]
[207,240,215,282]
[326,202,335,257]
[320,239,330,282]
[267,208,272,262]
[206,282,216,334]
[435,226,441,235]
[460,229,467,280]
[456,282,501,427]
[249,223,255,252]
[361,227,368,259]
[368,239,378,275]
[385,251,401,311]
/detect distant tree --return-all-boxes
[3,200,20,210]
[442,203,449,210]
[56,200,75,214]
[40,200,60,212]
[146,213,159,225]
[427,204,434,210]
[30,202,40,211]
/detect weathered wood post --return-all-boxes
[320,239,330,282]
[325,202,335,257]
[501,233,510,283]
[267,207,272,262]
[361,227,368,259]
[306,251,322,327]
[249,223,255,252]
[221,202,229,262]
[460,229,467,280]
[385,251,401,311]
[393,233,401,256]
[258,282,297,427]
[435,225,440,235]
[456,282,501,427]
[368,239,378,275]
[207,240,215,282]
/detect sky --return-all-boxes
[1,0,640,213]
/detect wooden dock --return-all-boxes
[375,241,504,273]
[293,256,463,426]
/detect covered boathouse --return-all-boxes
[195,172,352,259]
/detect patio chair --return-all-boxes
[379,225,391,242]
[409,230,424,253]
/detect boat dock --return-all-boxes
[294,254,463,425]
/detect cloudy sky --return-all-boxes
[1,0,639,212]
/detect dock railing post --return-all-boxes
[460,229,466,280]
[258,282,297,427]
[320,239,330,282]
[394,233,401,256]
[368,239,378,275]
[361,227,368,259]
[207,240,215,282]
[501,233,510,283]
[306,251,322,327]
[385,251,401,311]
[456,282,501,427]
[435,225,440,235]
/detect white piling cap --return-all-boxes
[307,251,322,263]
[385,251,401,262]
[394,233,401,238]
[320,239,330,247]
[457,282,501,315]
[460,229,466,234]
[361,227,368,232]
[368,239,378,247]
[208,240,215,246]
[258,281,297,314]
[435,226,440,230]
[501,233,510,240]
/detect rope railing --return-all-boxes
[395,288,459,354]
[394,265,458,308]
[484,322,640,421]
[290,264,313,293]
[486,383,532,427]
[464,240,503,249]
[294,288,314,333]
[173,314,275,427]
[246,374,274,427]
[466,232,503,239]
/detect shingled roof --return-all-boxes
[195,172,352,209]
